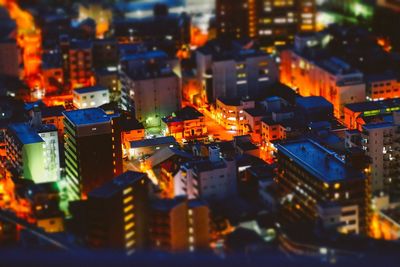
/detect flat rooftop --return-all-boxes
[345,98,400,113]
[63,108,110,126]
[89,171,147,199]
[277,139,365,183]
[74,86,108,95]
[162,106,203,123]
[363,122,394,130]
[8,123,43,145]
[130,136,176,148]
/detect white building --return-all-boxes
[73,86,110,109]
[175,146,237,200]
[120,69,181,129]
[345,111,400,195]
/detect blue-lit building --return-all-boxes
[276,139,370,235]
[295,96,334,124]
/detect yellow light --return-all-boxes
[125,222,135,231]
[126,240,135,248]
[334,183,340,189]
[123,187,132,195]
[124,205,133,213]
[323,183,329,189]
[124,213,134,222]
[124,196,133,204]
[125,231,135,240]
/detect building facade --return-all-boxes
[276,139,371,235]
[63,108,122,201]
[87,171,150,255]
[73,86,110,109]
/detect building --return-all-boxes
[344,98,400,130]
[0,40,19,77]
[92,39,119,70]
[365,73,400,101]
[345,112,400,196]
[42,50,64,94]
[95,67,120,102]
[280,42,366,119]
[196,39,278,103]
[73,86,110,109]
[121,72,181,129]
[5,107,60,183]
[295,96,334,124]
[87,171,150,255]
[216,97,255,131]
[276,139,371,234]
[216,0,316,51]
[162,106,206,140]
[176,146,237,201]
[63,108,123,201]
[242,106,268,143]
[68,40,93,89]
[377,0,400,11]
[150,197,210,252]
[113,12,191,51]
[128,136,177,160]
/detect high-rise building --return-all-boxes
[276,139,371,235]
[196,39,278,104]
[216,0,316,51]
[345,112,400,196]
[120,58,181,129]
[87,171,150,255]
[63,108,122,201]
[150,197,210,252]
[68,40,93,89]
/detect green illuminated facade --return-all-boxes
[318,0,374,26]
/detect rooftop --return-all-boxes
[243,107,268,117]
[296,96,333,109]
[70,39,93,50]
[277,139,365,183]
[151,197,186,212]
[63,108,110,126]
[345,98,400,113]
[130,136,176,148]
[162,106,203,123]
[8,123,43,145]
[89,171,147,199]
[363,122,395,130]
[74,86,108,95]
[185,159,227,173]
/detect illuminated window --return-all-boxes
[124,196,133,204]
[125,222,135,231]
[124,205,133,213]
